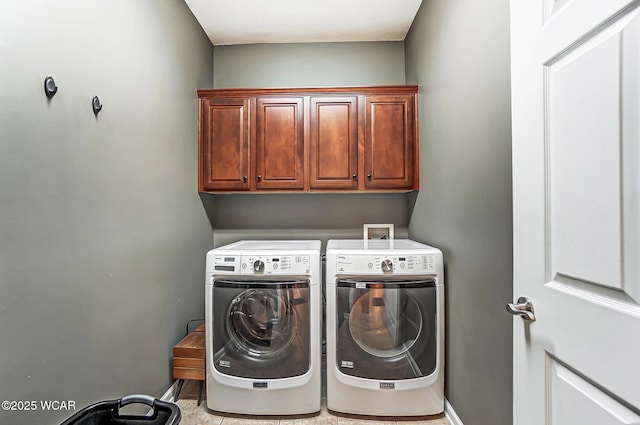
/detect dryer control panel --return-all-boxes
[212,255,311,275]
[335,254,437,274]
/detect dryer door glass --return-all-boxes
[335,279,437,380]
[212,279,310,379]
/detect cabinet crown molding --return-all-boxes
[197,85,419,98]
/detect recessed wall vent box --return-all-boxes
[363,224,394,249]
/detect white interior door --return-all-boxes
[510,0,640,424]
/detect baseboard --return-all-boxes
[160,381,179,402]
[445,399,464,425]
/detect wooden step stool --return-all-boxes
[172,323,205,405]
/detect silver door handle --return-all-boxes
[506,297,536,322]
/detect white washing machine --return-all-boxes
[205,240,322,415]
[325,239,445,416]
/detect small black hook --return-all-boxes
[92,96,102,114]
[44,76,58,98]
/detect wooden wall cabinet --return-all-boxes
[197,86,418,193]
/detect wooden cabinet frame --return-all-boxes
[255,96,305,190]
[309,96,359,190]
[198,97,250,192]
[365,94,415,190]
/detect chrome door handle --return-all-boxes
[506,297,536,322]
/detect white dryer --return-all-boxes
[205,240,322,415]
[325,239,445,416]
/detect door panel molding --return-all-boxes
[547,354,640,424]
[543,9,640,297]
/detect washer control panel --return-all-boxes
[335,254,436,274]
[212,255,311,274]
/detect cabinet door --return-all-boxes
[365,95,416,190]
[309,96,358,190]
[255,97,304,190]
[199,98,250,191]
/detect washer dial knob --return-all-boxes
[381,259,393,273]
[253,260,265,273]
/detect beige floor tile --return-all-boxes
[177,399,223,425]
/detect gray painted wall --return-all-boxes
[0,2,213,424]
[213,42,406,88]
[210,42,410,248]
[210,193,410,249]
[405,1,513,424]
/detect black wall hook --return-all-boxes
[92,96,102,114]
[44,76,58,98]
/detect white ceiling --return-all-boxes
[184,0,423,46]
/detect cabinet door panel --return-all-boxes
[200,98,249,191]
[365,95,415,189]
[309,96,358,189]
[256,97,304,189]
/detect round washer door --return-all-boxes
[335,279,438,380]
[212,279,311,379]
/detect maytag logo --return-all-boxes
[253,382,268,388]
[341,360,354,369]
[380,382,395,390]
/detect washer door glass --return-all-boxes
[213,279,310,379]
[335,279,437,380]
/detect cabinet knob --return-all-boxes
[243,176,247,182]
[352,174,357,179]
[367,174,372,179]
[257,175,262,180]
